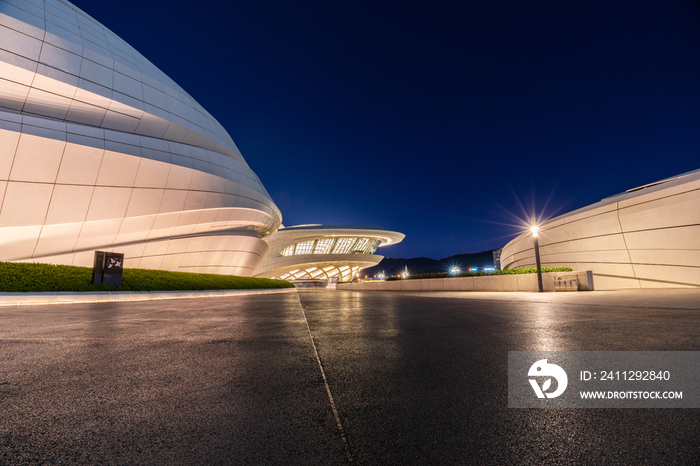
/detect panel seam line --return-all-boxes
[296,294,354,463]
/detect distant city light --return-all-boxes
[450,267,460,275]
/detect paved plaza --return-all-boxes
[2,289,700,464]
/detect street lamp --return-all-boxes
[531,217,543,292]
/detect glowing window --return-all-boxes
[282,237,382,256]
[294,241,315,255]
[353,238,371,253]
[314,238,334,254]
[332,238,357,254]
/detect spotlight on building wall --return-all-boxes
[531,217,543,292]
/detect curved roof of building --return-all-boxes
[0,0,280,207]
[547,168,700,224]
[2,0,245,160]
[276,224,405,245]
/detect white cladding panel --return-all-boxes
[500,170,700,289]
[0,0,281,275]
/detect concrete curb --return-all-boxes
[0,287,297,306]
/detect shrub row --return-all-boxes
[0,262,294,293]
[495,267,573,275]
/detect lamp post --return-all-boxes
[531,217,543,292]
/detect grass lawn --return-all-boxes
[0,262,294,292]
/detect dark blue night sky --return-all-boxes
[79,0,700,259]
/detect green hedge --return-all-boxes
[0,261,294,293]
[495,267,572,275]
[387,267,573,281]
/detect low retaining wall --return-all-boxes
[337,270,594,292]
[0,288,297,306]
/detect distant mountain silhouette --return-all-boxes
[361,250,498,277]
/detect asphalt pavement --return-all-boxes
[1,289,700,465]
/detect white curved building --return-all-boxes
[0,0,282,275]
[501,169,700,289]
[254,225,405,282]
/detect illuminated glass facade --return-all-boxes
[279,265,362,282]
[281,237,382,256]
[254,225,405,284]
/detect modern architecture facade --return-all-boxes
[0,0,403,280]
[254,225,405,282]
[0,0,283,276]
[500,169,700,289]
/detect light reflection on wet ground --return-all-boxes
[298,290,700,465]
[1,289,699,464]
